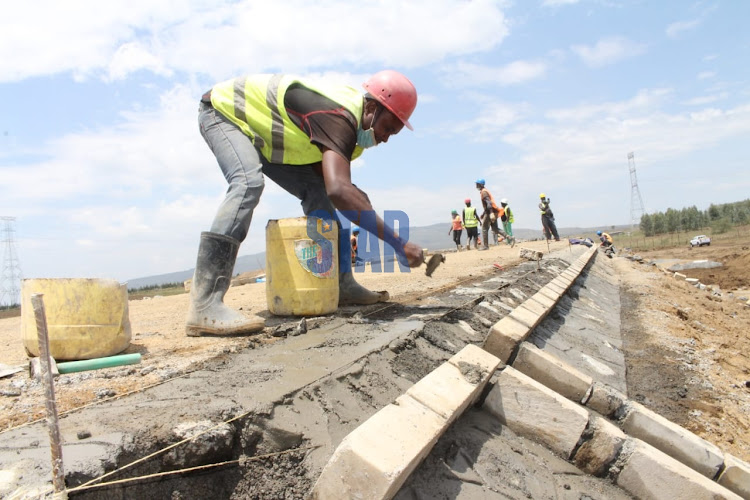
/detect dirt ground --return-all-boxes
[618,238,750,462]
[1,235,749,468]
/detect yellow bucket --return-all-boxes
[21,278,132,361]
[266,217,339,316]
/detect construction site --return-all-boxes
[1,230,749,499]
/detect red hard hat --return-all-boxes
[363,70,417,130]
[464,198,471,204]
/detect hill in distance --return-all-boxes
[125,222,631,290]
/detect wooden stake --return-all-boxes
[31,294,67,495]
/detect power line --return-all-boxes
[1,216,23,307]
[627,152,646,232]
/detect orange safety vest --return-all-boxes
[480,188,500,213]
[452,215,463,230]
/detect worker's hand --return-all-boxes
[351,184,371,204]
[402,241,424,268]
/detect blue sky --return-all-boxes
[1,0,748,287]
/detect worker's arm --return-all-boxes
[320,148,423,267]
[480,193,491,217]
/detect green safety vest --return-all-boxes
[463,207,479,228]
[210,74,365,165]
[504,206,514,224]
[539,201,552,216]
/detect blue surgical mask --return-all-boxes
[356,108,380,149]
[357,124,377,149]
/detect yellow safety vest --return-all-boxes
[210,74,365,165]
[463,207,479,228]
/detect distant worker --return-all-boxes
[351,225,361,265]
[597,230,615,257]
[539,193,560,241]
[499,198,516,247]
[448,210,463,251]
[462,198,479,250]
[186,70,424,337]
[596,230,613,248]
[475,179,508,250]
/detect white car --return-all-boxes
[690,235,711,247]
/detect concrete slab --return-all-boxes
[621,401,725,479]
[616,439,742,500]
[585,381,627,418]
[574,414,626,476]
[528,254,627,392]
[483,316,530,363]
[484,367,589,458]
[406,347,500,422]
[513,343,593,402]
[309,394,446,500]
[718,453,750,499]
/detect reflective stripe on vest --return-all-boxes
[210,74,365,165]
[463,207,479,228]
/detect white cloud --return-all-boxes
[683,93,728,106]
[697,71,716,80]
[571,37,646,68]
[449,100,527,142]
[443,60,547,87]
[0,84,209,209]
[0,0,509,83]
[542,0,580,6]
[666,18,701,38]
[465,93,750,225]
[546,88,672,122]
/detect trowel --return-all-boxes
[424,253,446,277]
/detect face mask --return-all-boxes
[356,108,380,149]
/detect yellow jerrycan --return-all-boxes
[21,278,132,361]
[266,217,339,316]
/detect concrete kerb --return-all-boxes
[481,365,742,499]
[513,343,593,402]
[544,280,568,295]
[483,315,529,363]
[510,345,747,497]
[615,439,743,500]
[478,246,744,498]
[482,245,597,364]
[620,400,725,479]
[309,344,502,499]
[718,454,750,499]
[484,366,590,459]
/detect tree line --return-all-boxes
[639,199,750,237]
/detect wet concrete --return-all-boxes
[528,252,627,392]
[0,245,633,499]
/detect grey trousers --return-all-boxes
[199,103,336,243]
[481,214,507,248]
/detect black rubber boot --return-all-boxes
[185,232,264,337]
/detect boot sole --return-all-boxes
[339,290,389,306]
[186,321,265,337]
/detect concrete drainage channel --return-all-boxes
[3,246,747,499]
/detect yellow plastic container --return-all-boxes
[266,217,339,316]
[21,278,132,361]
